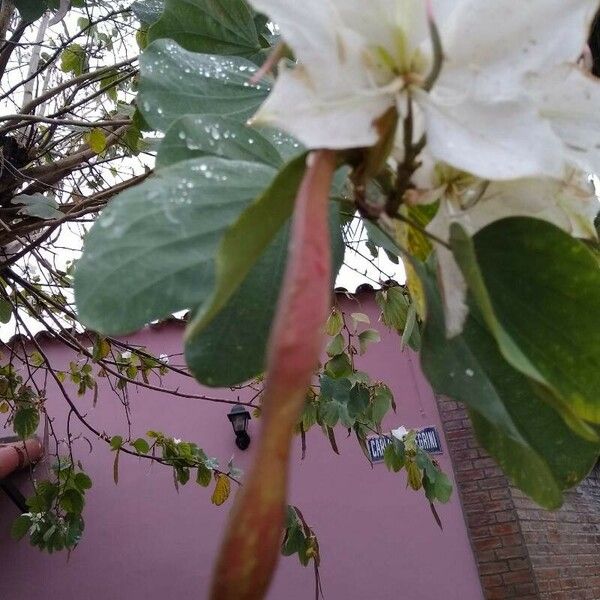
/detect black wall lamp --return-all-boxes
[227,404,251,450]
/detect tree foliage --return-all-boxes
[1,1,600,598]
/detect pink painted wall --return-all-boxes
[0,293,483,599]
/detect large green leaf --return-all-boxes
[185,154,306,344]
[12,193,62,220]
[14,0,48,21]
[139,39,270,131]
[74,157,275,334]
[13,404,40,439]
[131,0,164,25]
[451,217,600,428]
[149,0,263,61]
[185,202,345,386]
[157,115,283,169]
[419,264,599,508]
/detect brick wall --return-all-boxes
[438,396,600,599]
[511,469,600,600]
[438,397,539,599]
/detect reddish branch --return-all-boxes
[209,150,337,600]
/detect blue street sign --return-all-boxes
[367,426,443,463]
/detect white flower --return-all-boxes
[159,353,169,364]
[173,438,182,445]
[421,166,600,335]
[248,0,600,181]
[391,425,409,441]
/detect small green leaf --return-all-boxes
[13,404,39,438]
[324,354,353,379]
[319,376,353,427]
[348,384,370,417]
[351,312,370,327]
[0,299,12,323]
[319,401,340,428]
[370,385,393,425]
[196,463,212,487]
[434,472,453,503]
[301,402,318,431]
[60,43,86,75]
[326,333,345,357]
[60,489,84,514]
[282,521,304,556]
[358,329,380,355]
[27,481,57,512]
[85,128,107,154]
[384,442,404,472]
[92,337,111,361]
[65,514,84,549]
[176,467,190,485]
[401,303,420,351]
[11,514,32,540]
[109,435,123,450]
[131,438,150,454]
[325,308,344,337]
[376,286,409,331]
[30,351,44,367]
[73,472,93,491]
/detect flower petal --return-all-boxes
[391,426,409,441]
[253,65,393,149]
[470,174,600,240]
[440,0,598,97]
[434,244,469,338]
[335,0,426,54]
[416,90,565,180]
[526,65,600,175]
[426,200,469,337]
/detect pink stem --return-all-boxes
[209,150,336,600]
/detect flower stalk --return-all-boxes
[209,150,336,600]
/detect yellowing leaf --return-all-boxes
[358,329,380,355]
[0,401,9,413]
[211,473,230,506]
[60,43,86,75]
[326,333,345,357]
[93,337,111,361]
[30,351,44,367]
[396,212,430,319]
[325,307,344,336]
[350,312,370,327]
[85,128,107,154]
[406,460,422,491]
[376,287,409,331]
